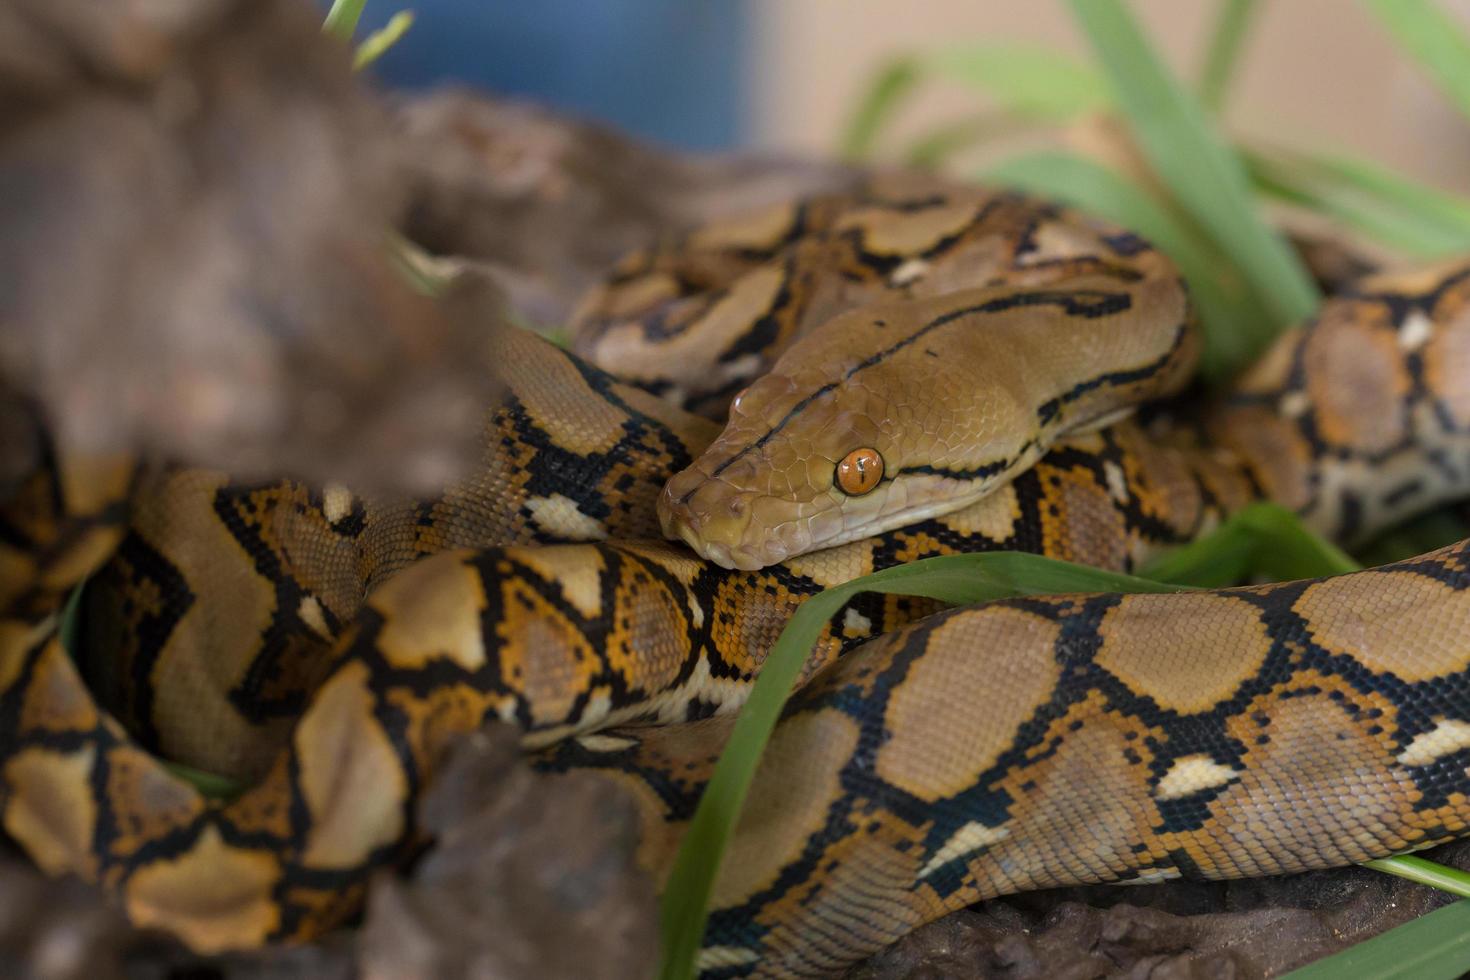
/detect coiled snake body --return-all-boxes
[6,178,1470,976]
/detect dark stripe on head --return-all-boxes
[696,288,1135,494]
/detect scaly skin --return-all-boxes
[3,183,1470,975]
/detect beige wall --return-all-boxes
[748,0,1470,193]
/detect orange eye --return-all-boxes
[835,448,884,496]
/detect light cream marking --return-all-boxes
[1128,868,1183,885]
[575,733,639,753]
[1154,754,1239,800]
[890,257,931,287]
[297,595,331,640]
[1279,390,1311,418]
[719,353,765,381]
[322,483,354,524]
[581,691,613,730]
[1103,460,1129,504]
[842,607,873,637]
[1398,719,1470,767]
[525,493,607,541]
[696,947,761,971]
[1399,309,1435,351]
[918,821,1011,880]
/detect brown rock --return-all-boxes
[357,725,658,980]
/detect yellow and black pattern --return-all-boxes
[550,540,1470,977]
[5,183,1470,977]
[573,173,1180,418]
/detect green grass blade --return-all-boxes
[901,113,1031,169]
[321,0,368,41]
[1198,0,1260,113]
[1363,0,1470,122]
[1141,503,1360,587]
[1247,148,1470,258]
[841,44,1103,161]
[1367,856,1470,899]
[1283,898,1470,980]
[924,43,1110,120]
[657,552,1185,980]
[164,761,246,800]
[353,10,414,70]
[984,151,1269,381]
[839,58,920,161]
[1068,0,1320,339]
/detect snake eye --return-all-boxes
[835,448,884,496]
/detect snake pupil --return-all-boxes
[836,448,884,495]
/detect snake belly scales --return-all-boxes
[6,177,1470,977]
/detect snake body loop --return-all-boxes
[4,184,1470,976]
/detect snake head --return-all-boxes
[656,299,1042,570]
[658,280,1194,570]
[658,363,915,570]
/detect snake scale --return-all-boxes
[6,175,1470,976]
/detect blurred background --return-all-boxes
[356,0,1470,193]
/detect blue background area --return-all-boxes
[351,0,748,150]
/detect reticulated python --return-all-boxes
[5,176,1470,977]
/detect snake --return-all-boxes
[5,176,1470,977]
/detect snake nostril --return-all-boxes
[728,496,747,518]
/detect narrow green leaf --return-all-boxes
[1283,898,1470,980]
[657,552,1185,980]
[840,59,920,161]
[321,0,369,41]
[386,231,457,297]
[1367,855,1470,900]
[901,113,1031,169]
[1197,0,1260,113]
[1068,0,1320,339]
[1363,0,1470,122]
[1141,503,1359,588]
[984,151,1269,381]
[353,10,414,70]
[57,579,87,666]
[924,43,1110,120]
[841,44,1103,161]
[1247,148,1470,258]
[164,761,246,800]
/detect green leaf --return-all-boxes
[57,578,87,666]
[164,761,245,800]
[353,10,414,71]
[1367,855,1470,900]
[1068,0,1320,339]
[901,113,1032,169]
[984,151,1269,382]
[1363,0,1470,122]
[1247,148,1470,258]
[1141,502,1360,588]
[321,0,369,41]
[923,43,1111,120]
[1197,0,1260,113]
[840,59,921,161]
[657,552,1185,980]
[1282,898,1470,980]
[841,45,1104,161]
